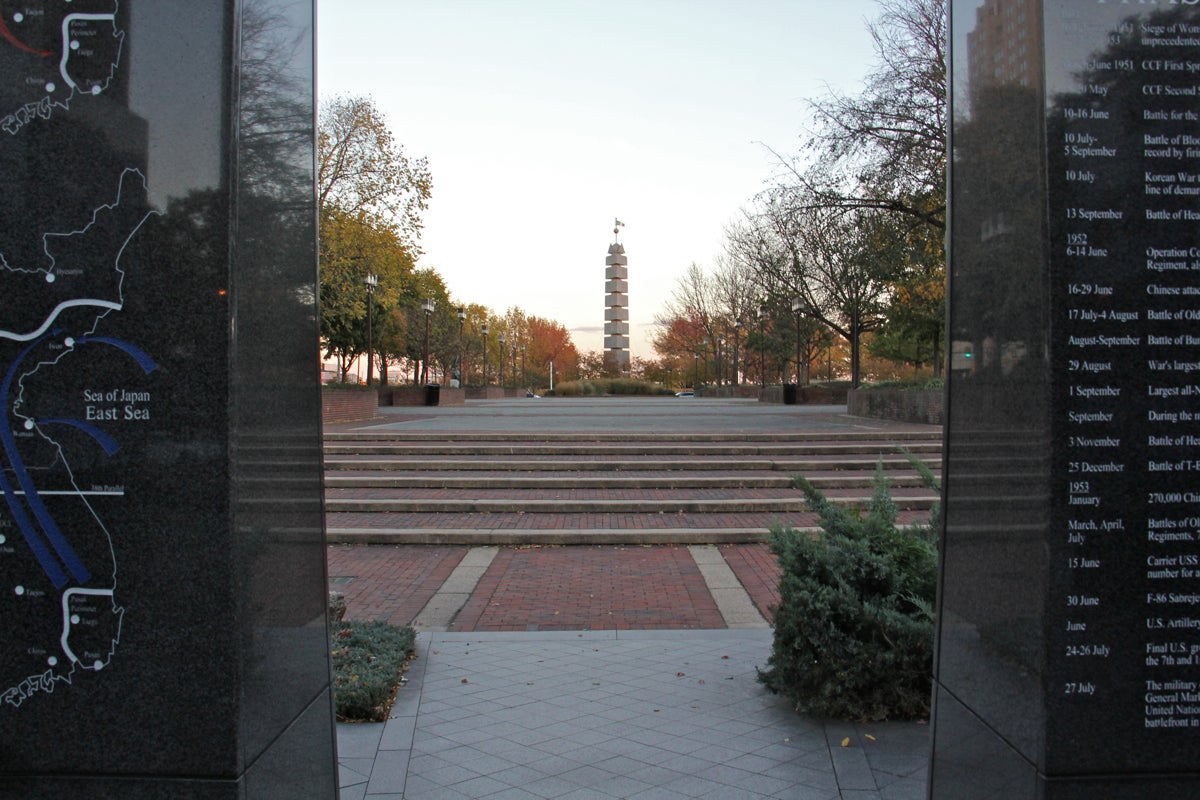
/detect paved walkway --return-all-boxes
[329,399,935,798]
[337,630,929,800]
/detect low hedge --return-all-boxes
[331,620,416,722]
[548,379,674,396]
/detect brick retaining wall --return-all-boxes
[321,387,377,423]
[392,386,468,406]
[757,385,850,405]
[847,388,944,425]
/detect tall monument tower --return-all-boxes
[604,219,630,372]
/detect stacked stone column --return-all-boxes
[604,242,630,372]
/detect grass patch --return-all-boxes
[331,620,416,722]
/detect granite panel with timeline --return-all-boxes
[1044,1,1200,774]
[935,1,1200,796]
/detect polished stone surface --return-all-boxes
[936,1,1200,795]
[0,2,333,796]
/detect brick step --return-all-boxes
[323,455,941,472]
[324,509,934,545]
[323,493,938,514]
[323,472,938,490]
[325,526,806,545]
[323,441,942,457]
[323,431,943,443]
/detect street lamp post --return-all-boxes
[791,297,804,385]
[420,297,434,384]
[481,323,489,385]
[363,273,378,385]
[757,302,767,389]
[497,333,506,388]
[457,307,466,387]
[717,336,725,389]
[732,319,741,386]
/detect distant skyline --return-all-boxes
[317,1,883,359]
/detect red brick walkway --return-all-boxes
[326,543,783,632]
[720,543,782,623]
[327,544,467,625]
[449,545,726,631]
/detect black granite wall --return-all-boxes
[934,2,1200,797]
[0,2,334,797]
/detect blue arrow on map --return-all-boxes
[37,418,120,456]
[75,336,158,374]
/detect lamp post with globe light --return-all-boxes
[456,307,466,387]
[791,298,805,385]
[481,323,489,385]
[497,333,506,388]
[420,298,434,384]
[757,302,767,389]
[363,273,378,385]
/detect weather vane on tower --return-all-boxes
[613,217,624,243]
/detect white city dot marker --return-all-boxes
[23,420,33,430]
[47,656,57,666]
[92,660,104,670]
[70,40,80,50]
[45,83,55,93]
[0,535,6,544]
[45,273,56,283]
[70,614,80,624]
[91,86,101,95]
[14,585,25,596]
[64,337,74,347]
[13,13,24,23]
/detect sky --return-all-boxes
[317,0,883,359]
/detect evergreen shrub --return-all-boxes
[550,379,674,396]
[331,620,416,722]
[758,461,939,720]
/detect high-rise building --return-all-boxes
[966,0,1042,100]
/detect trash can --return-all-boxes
[424,384,440,406]
[782,383,798,405]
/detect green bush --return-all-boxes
[855,378,943,391]
[758,462,938,720]
[321,382,375,391]
[550,379,674,397]
[331,620,416,722]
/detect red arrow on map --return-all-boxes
[0,17,53,57]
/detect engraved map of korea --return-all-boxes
[0,1,158,707]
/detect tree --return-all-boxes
[319,208,414,381]
[745,0,946,383]
[317,95,432,382]
[651,314,709,385]
[740,198,898,387]
[318,94,432,244]
[774,0,946,234]
[523,315,580,389]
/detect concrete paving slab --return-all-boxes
[337,630,930,799]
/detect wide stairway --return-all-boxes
[323,429,943,544]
